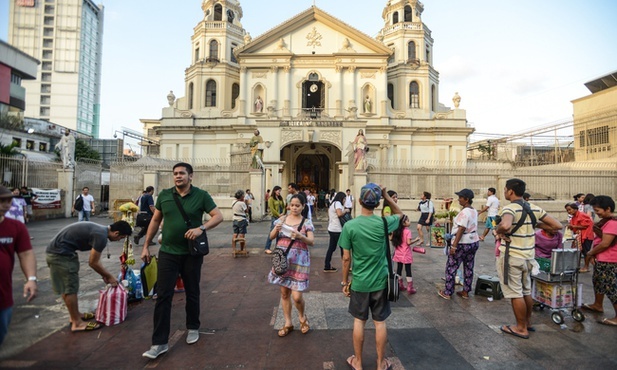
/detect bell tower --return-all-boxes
[183,0,246,114]
[379,0,439,115]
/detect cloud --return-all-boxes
[437,55,478,84]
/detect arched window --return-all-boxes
[431,84,436,112]
[408,41,416,61]
[214,4,222,21]
[205,80,216,107]
[188,82,194,110]
[387,83,394,109]
[209,40,218,62]
[231,83,239,109]
[410,81,419,108]
[404,6,412,22]
[392,12,399,24]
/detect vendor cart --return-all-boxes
[532,243,585,325]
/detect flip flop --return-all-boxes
[527,326,536,332]
[582,304,604,313]
[346,355,358,370]
[500,325,529,339]
[264,250,272,254]
[437,290,451,300]
[81,312,96,321]
[382,358,393,370]
[72,321,103,332]
[598,318,617,326]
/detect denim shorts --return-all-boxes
[348,288,391,322]
[233,219,248,234]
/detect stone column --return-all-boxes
[249,169,265,221]
[352,171,368,218]
[57,168,75,218]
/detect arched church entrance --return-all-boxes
[281,142,341,192]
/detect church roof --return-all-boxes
[236,6,392,55]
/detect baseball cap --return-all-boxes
[455,188,474,199]
[360,183,382,207]
[0,186,14,199]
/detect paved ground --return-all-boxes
[1,212,616,369]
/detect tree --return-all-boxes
[477,143,495,160]
[0,142,20,156]
[54,138,101,161]
[0,114,24,132]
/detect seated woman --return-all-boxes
[535,228,563,259]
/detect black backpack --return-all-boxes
[74,195,84,211]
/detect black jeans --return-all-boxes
[325,231,342,269]
[152,250,203,345]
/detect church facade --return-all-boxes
[144,0,472,193]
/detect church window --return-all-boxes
[426,47,431,64]
[209,40,219,62]
[410,81,419,108]
[408,41,416,61]
[404,6,412,22]
[388,83,394,109]
[393,12,399,24]
[431,84,436,112]
[231,83,239,109]
[188,82,194,110]
[194,46,200,63]
[206,80,217,107]
[214,4,222,21]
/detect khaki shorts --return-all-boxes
[496,255,532,299]
[46,253,80,295]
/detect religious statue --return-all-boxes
[352,129,368,172]
[167,90,176,106]
[244,32,252,45]
[55,129,76,169]
[364,95,372,113]
[452,92,461,109]
[249,129,264,169]
[254,96,263,113]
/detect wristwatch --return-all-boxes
[28,276,37,282]
[199,225,206,232]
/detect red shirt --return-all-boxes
[570,211,594,241]
[0,217,33,310]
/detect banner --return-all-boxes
[32,188,62,209]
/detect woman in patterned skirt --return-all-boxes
[268,193,314,336]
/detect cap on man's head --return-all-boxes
[0,186,14,199]
[360,183,382,207]
[455,188,474,199]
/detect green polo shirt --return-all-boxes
[156,185,217,255]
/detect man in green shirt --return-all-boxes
[141,162,223,359]
[339,183,401,370]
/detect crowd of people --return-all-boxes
[1,172,616,368]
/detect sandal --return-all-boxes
[72,321,103,332]
[265,249,273,254]
[81,312,96,321]
[456,291,469,299]
[437,290,451,300]
[277,325,293,337]
[300,316,310,334]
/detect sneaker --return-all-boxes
[142,344,169,359]
[133,236,140,245]
[186,329,199,344]
[323,267,338,273]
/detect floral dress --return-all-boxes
[268,218,314,291]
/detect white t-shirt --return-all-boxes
[307,194,315,206]
[451,207,479,244]
[232,200,247,221]
[418,200,434,213]
[328,201,345,232]
[344,195,354,208]
[486,195,499,217]
[244,193,253,206]
[79,194,95,211]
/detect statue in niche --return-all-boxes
[352,129,368,172]
[254,96,263,113]
[249,129,264,169]
[452,92,461,108]
[364,95,372,113]
[167,90,176,106]
[55,129,76,169]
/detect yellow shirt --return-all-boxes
[498,201,547,259]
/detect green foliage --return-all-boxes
[478,143,495,159]
[75,139,101,160]
[0,114,24,131]
[0,142,20,156]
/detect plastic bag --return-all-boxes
[95,284,128,326]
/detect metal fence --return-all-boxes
[0,154,62,189]
[74,158,103,206]
[367,159,617,200]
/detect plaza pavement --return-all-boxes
[1,212,616,369]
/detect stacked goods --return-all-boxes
[532,280,574,308]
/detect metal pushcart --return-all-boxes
[531,243,585,325]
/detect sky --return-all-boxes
[1,0,616,146]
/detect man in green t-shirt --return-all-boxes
[141,162,223,359]
[339,183,401,370]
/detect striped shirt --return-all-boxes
[498,201,547,259]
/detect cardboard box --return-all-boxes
[531,279,574,308]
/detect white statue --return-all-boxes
[55,129,76,169]
[254,96,263,113]
[167,90,176,106]
[452,92,461,108]
[364,95,372,113]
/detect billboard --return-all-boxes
[31,188,62,209]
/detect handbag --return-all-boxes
[135,213,152,227]
[412,246,426,254]
[339,211,352,227]
[172,192,209,256]
[140,256,158,298]
[272,217,306,276]
[95,284,128,326]
[382,217,400,302]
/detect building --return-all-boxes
[572,71,617,162]
[8,0,104,138]
[0,40,39,117]
[143,0,473,192]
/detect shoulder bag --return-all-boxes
[172,192,209,256]
[272,217,306,276]
[382,217,400,302]
[337,202,352,227]
[502,200,536,285]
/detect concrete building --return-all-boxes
[572,71,617,162]
[0,40,39,117]
[8,0,104,138]
[143,0,473,192]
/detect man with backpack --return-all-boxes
[72,187,95,222]
[496,178,562,339]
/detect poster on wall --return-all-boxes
[32,188,62,209]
